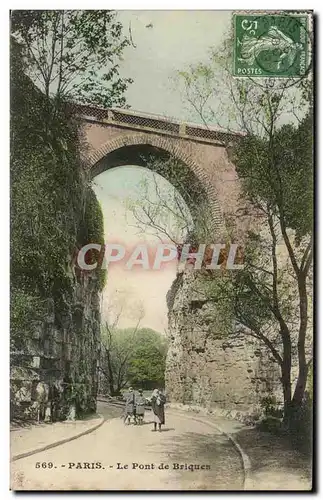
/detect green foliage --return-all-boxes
[10,288,46,351]
[100,326,168,393]
[80,189,107,291]
[10,40,106,356]
[11,10,133,107]
[232,114,313,241]
[178,33,313,428]
[258,416,283,434]
[260,395,283,418]
[127,328,168,388]
[11,41,83,300]
[196,272,235,338]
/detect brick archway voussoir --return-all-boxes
[88,133,225,233]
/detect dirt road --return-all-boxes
[11,403,244,491]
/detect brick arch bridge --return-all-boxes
[72,105,272,413]
[73,104,248,240]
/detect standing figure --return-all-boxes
[136,389,146,425]
[49,380,63,422]
[150,388,166,432]
[123,387,136,425]
[33,381,50,423]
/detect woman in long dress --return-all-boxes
[150,389,166,432]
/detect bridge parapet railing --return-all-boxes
[69,103,243,146]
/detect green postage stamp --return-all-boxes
[233,13,310,77]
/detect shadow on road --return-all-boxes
[11,419,36,431]
[150,428,175,432]
[233,426,312,488]
[149,430,244,490]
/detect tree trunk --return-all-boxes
[280,326,292,426]
[292,274,309,407]
[105,351,115,396]
[292,362,308,407]
[281,358,292,425]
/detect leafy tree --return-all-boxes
[100,325,141,396]
[11,10,133,107]
[127,328,168,389]
[11,40,106,301]
[178,35,313,427]
[230,114,313,425]
[10,37,107,420]
[99,325,167,395]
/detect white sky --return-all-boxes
[117,10,231,121]
[92,166,184,333]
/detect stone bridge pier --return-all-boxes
[165,270,282,417]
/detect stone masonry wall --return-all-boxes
[10,271,101,422]
[165,270,283,417]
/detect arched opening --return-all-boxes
[92,161,194,396]
[91,136,227,404]
[92,143,217,238]
[91,139,223,399]
[93,163,189,322]
[88,136,225,237]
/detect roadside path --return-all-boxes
[11,415,104,462]
[11,402,312,491]
[11,407,244,491]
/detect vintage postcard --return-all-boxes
[10,10,314,491]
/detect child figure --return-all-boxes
[123,387,136,425]
[135,389,146,425]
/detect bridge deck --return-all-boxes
[69,102,244,146]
